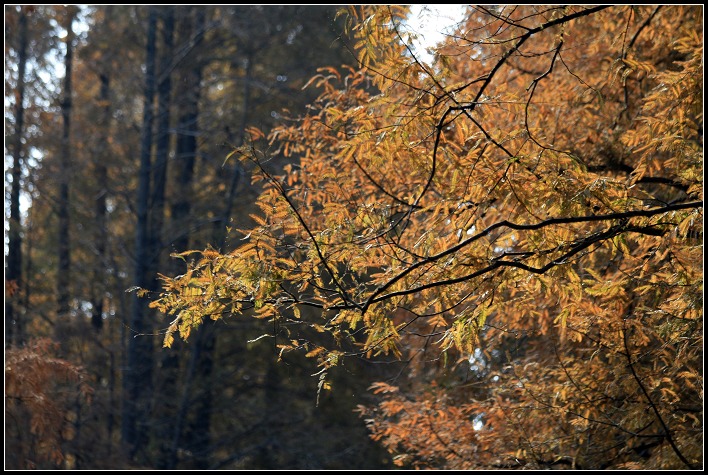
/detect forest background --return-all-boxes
[4,5,703,470]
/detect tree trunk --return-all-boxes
[172,35,258,471]
[6,6,28,347]
[214,52,254,249]
[159,8,213,468]
[179,46,257,470]
[91,71,110,332]
[148,6,174,270]
[122,7,157,463]
[146,7,183,469]
[185,323,216,469]
[57,7,76,319]
[168,12,202,260]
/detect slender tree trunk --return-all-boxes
[144,7,180,468]
[255,361,279,469]
[159,8,213,467]
[168,14,202,260]
[92,26,114,460]
[149,6,174,270]
[107,341,117,458]
[57,8,76,319]
[127,7,175,464]
[214,52,254,249]
[91,71,110,332]
[174,48,257,469]
[162,9,203,458]
[185,322,216,469]
[180,47,256,469]
[123,7,157,463]
[6,6,28,347]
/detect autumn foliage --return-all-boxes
[5,339,93,469]
[150,5,702,469]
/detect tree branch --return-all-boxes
[247,152,359,309]
[363,201,702,310]
[622,318,698,469]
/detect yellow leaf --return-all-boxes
[305,347,326,358]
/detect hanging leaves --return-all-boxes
[150,4,702,470]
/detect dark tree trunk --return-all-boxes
[185,322,216,469]
[179,44,257,471]
[131,7,175,465]
[148,6,174,270]
[91,71,110,332]
[145,7,183,469]
[57,8,75,319]
[172,31,258,472]
[122,7,158,463]
[158,8,214,468]
[6,6,28,347]
[169,13,202,259]
[214,52,254,249]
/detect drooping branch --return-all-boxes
[524,39,564,150]
[246,151,359,310]
[626,6,662,53]
[363,201,702,310]
[369,221,620,304]
[622,318,698,469]
[452,5,611,100]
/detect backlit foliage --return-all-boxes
[150,5,702,469]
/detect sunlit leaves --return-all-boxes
[150,4,702,470]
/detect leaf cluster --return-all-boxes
[150,5,702,469]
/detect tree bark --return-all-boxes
[6,6,29,347]
[214,52,253,249]
[122,7,157,463]
[160,8,211,468]
[179,42,257,471]
[149,6,174,271]
[172,32,258,471]
[57,7,76,319]
[91,71,110,332]
[185,322,216,469]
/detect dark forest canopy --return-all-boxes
[5,5,703,470]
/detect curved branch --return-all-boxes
[524,39,564,150]
[363,201,702,310]
[350,152,422,209]
[626,6,662,53]
[247,153,359,309]
[451,5,611,100]
[622,319,697,469]
[370,221,621,304]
